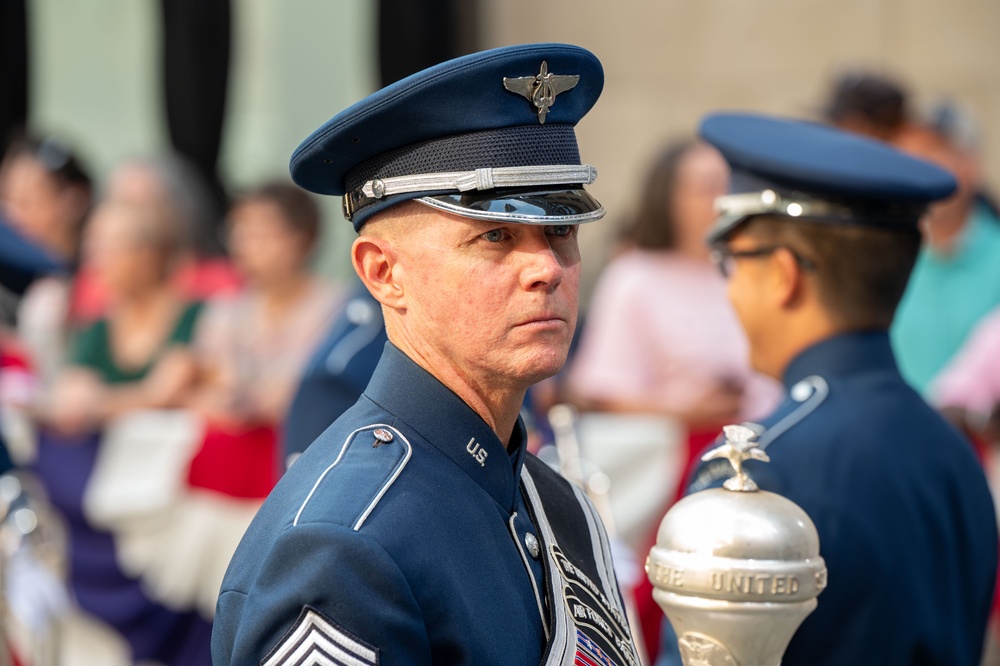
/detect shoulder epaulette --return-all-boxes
[294,424,412,531]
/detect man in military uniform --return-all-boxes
[657,113,998,666]
[213,44,641,666]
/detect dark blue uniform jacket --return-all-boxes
[660,331,998,666]
[214,343,639,666]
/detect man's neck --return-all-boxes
[763,314,840,383]
[388,329,525,449]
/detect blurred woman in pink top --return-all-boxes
[184,181,341,497]
[566,139,782,660]
[570,138,779,438]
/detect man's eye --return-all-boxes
[481,229,506,243]
[548,224,573,237]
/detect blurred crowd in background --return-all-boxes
[0,137,344,664]
[1,17,999,666]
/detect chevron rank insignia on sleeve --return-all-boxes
[261,606,379,666]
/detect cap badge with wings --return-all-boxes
[503,61,580,125]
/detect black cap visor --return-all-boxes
[418,186,604,224]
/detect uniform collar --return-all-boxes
[782,330,899,390]
[363,342,527,512]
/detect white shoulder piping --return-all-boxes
[758,375,829,450]
[293,423,412,529]
[353,427,412,531]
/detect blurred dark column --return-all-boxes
[159,0,230,255]
[378,0,479,87]
[0,0,29,156]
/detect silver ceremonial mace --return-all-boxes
[646,424,827,666]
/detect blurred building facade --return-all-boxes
[20,0,1000,296]
[481,0,1000,301]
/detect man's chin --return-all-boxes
[512,346,570,385]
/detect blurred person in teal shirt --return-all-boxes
[891,100,1000,394]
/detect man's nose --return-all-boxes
[520,233,566,292]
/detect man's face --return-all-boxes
[227,199,311,285]
[673,145,729,251]
[717,228,775,376]
[386,203,581,391]
[1,155,69,251]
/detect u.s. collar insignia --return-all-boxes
[503,61,580,124]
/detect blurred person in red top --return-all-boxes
[184,182,341,498]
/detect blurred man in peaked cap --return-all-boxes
[212,44,641,666]
[657,112,998,666]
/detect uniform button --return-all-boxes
[524,532,540,559]
[372,428,394,447]
[791,380,814,402]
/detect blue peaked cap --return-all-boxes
[699,112,957,242]
[290,43,605,231]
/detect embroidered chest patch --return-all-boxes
[552,545,638,666]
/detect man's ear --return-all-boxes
[772,246,807,309]
[352,235,405,311]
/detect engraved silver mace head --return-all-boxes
[646,424,827,666]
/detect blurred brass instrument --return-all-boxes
[0,472,68,666]
[547,403,650,666]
